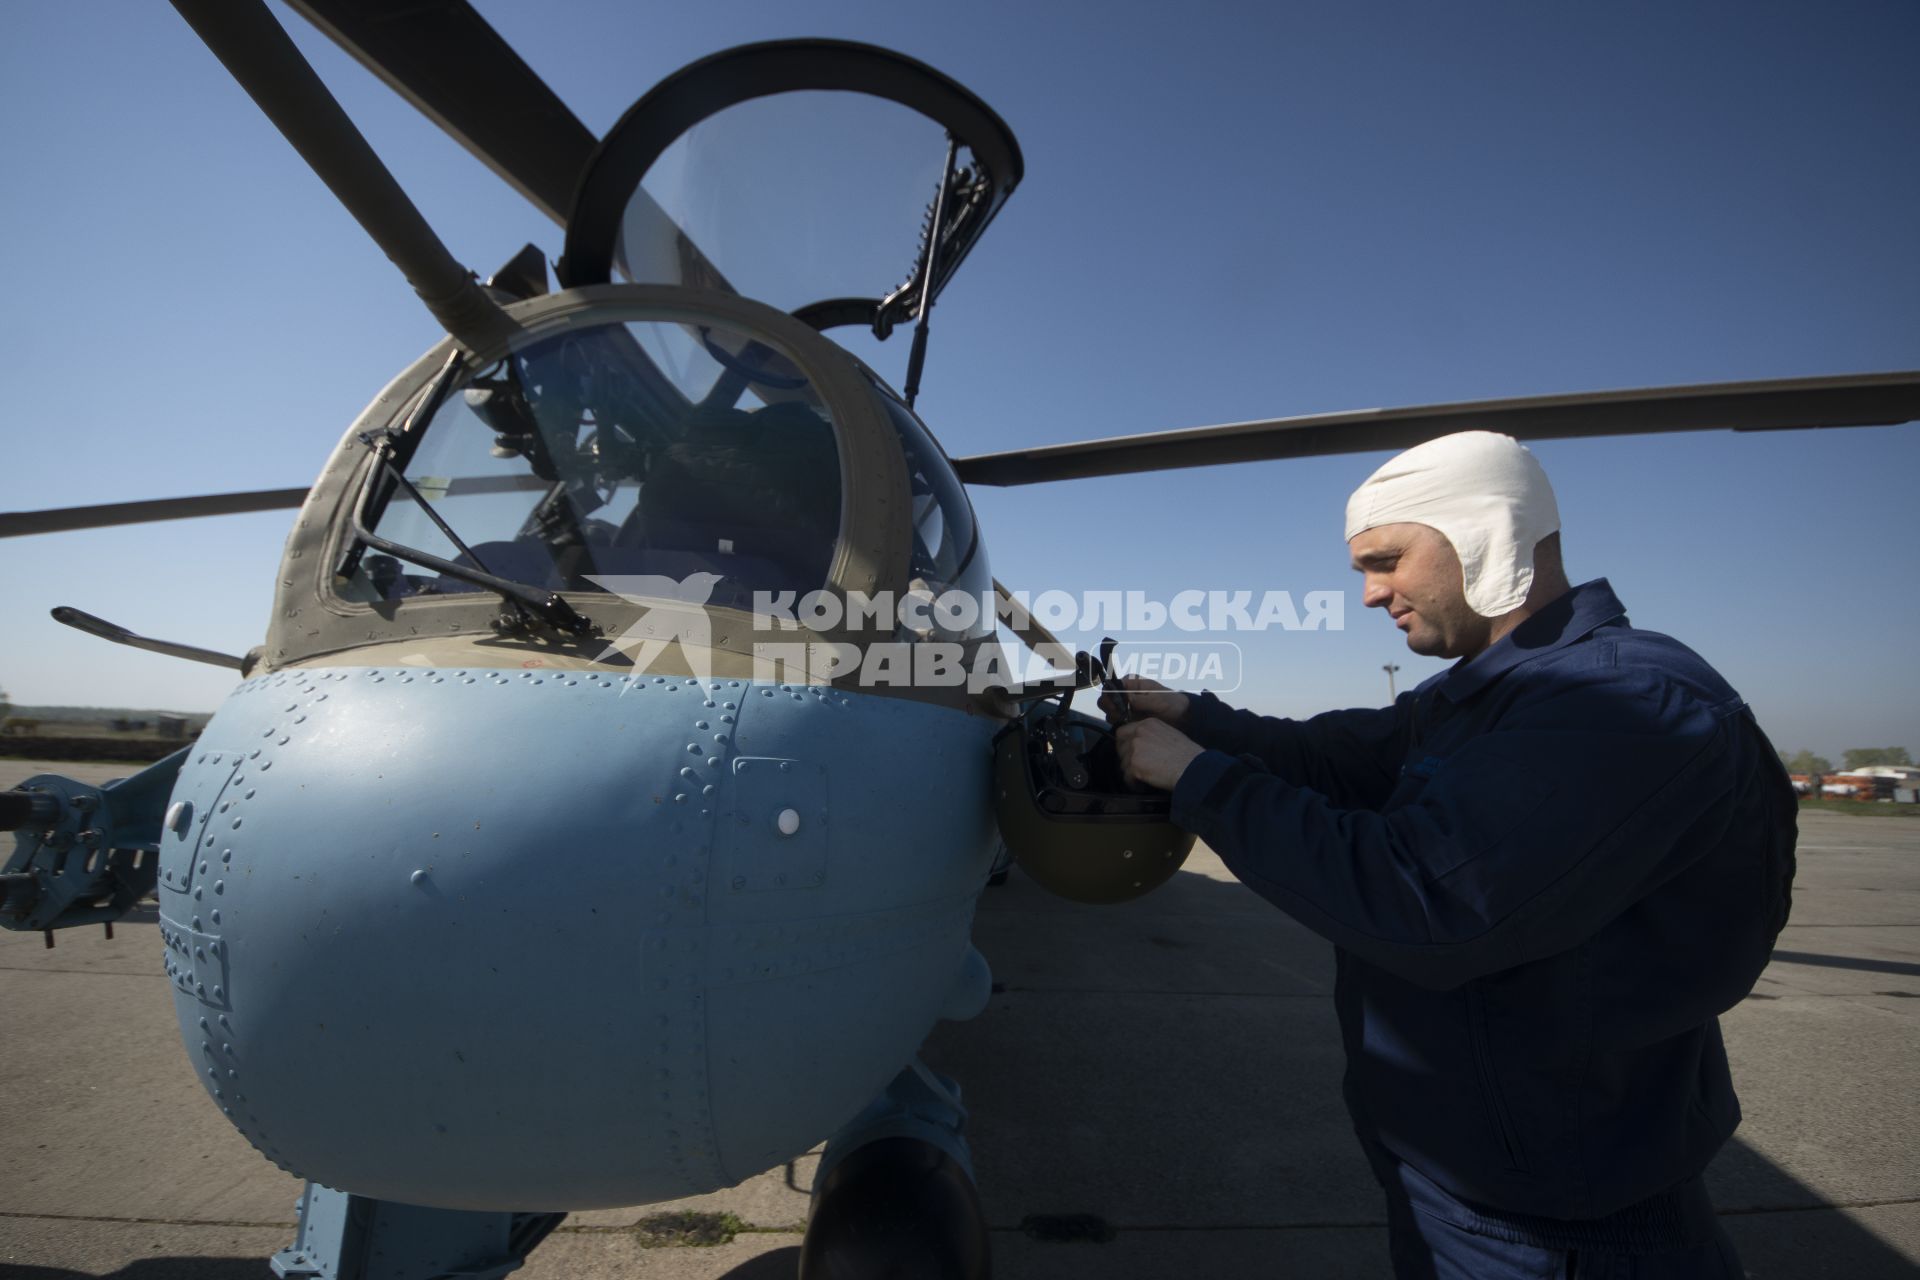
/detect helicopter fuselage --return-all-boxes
[158,652,996,1210]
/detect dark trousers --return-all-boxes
[1362,1137,1746,1279]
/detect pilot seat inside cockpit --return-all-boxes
[616,402,840,606]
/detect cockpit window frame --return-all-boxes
[267,284,912,670]
[557,38,1024,331]
[872,385,986,598]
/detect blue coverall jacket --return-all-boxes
[1169,579,1797,1232]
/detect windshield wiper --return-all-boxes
[345,355,594,638]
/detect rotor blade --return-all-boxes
[283,0,738,296]
[0,489,309,539]
[284,0,595,226]
[173,0,516,352]
[951,370,1920,487]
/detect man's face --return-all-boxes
[1348,523,1492,659]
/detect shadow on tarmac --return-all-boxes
[1709,1137,1916,1278]
[1768,949,1920,979]
[713,1246,802,1277]
[919,862,1920,1278]
[3,852,1912,1278]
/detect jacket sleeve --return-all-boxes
[1171,671,1744,990]
[1180,690,1412,811]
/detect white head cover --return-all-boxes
[1344,431,1560,617]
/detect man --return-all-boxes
[1106,431,1795,1279]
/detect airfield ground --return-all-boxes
[0,760,1914,1279]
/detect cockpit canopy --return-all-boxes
[559,40,1023,337]
[351,317,843,614]
[331,301,991,644]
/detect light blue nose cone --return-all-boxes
[157,667,998,1210]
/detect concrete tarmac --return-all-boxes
[1,759,1915,1278]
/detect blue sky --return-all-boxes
[1,0,1915,762]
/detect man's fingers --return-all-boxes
[1107,678,1183,726]
[1109,687,1161,718]
[1109,718,1202,793]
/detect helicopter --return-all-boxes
[4,3,1918,1279]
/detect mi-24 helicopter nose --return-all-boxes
[153,663,1001,1210]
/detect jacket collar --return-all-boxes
[1439,578,1628,703]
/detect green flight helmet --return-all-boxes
[991,702,1195,904]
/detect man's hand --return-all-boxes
[1099,675,1192,727]
[1115,719,1206,792]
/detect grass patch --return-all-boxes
[1798,799,1920,818]
[631,1210,749,1248]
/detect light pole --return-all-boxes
[1383,663,1401,700]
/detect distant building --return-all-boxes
[1794,772,1871,800]
[1844,765,1920,783]
[1822,768,1920,803]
